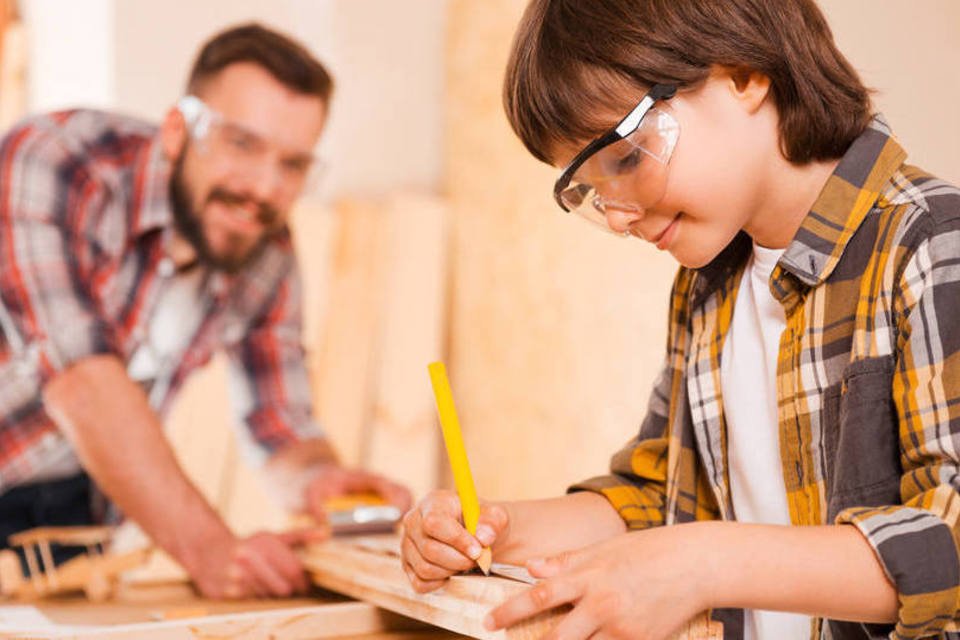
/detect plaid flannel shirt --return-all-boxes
[0,110,322,491]
[573,116,960,640]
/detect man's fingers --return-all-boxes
[240,535,310,595]
[486,578,581,631]
[278,527,329,547]
[236,548,296,596]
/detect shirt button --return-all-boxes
[157,258,175,278]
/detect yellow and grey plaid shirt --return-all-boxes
[573,116,960,640]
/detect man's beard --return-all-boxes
[168,151,282,274]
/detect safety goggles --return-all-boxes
[177,95,324,195]
[553,84,679,233]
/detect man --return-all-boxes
[0,23,411,599]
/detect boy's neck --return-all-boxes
[745,156,840,250]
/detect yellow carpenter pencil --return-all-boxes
[427,361,492,575]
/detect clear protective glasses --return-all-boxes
[177,95,324,195]
[553,84,679,233]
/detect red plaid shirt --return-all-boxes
[0,110,322,490]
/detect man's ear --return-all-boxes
[722,66,771,115]
[159,107,187,161]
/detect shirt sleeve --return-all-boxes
[226,259,323,459]
[0,118,120,385]
[835,213,960,639]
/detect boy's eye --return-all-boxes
[613,148,643,174]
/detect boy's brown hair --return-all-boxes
[504,0,871,165]
[187,23,333,106]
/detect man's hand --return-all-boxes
[400,489,509,593]
[304,464,412,527]
[485,525,711,640]
[189,529,323,599]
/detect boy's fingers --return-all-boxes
[400,536,474,579]
[401,536,459,581]
[486,577,581,631]
[527,548,581,579]
[403,559,447,594]
[419,509,481,559]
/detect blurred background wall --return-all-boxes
[1,1,958,541]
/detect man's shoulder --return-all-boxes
[1,109,158,164]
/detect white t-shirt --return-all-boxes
[127,264,206,388]
[720,242,810,640]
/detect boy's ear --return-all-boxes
[723,66,771,115]
[159,107,187,161]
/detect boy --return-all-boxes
[401,1,960,638]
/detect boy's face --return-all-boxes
[163,62,327,272]
[553,72,780,268]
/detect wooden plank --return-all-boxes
[2,583,452,639]
[3,601,412,640]
[304,539,557,640]
[304,536,721,640]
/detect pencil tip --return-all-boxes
[477,547,492,575]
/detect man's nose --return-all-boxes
[244,160,284,203]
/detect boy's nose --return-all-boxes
[602,205,643,234]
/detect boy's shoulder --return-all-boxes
[880,165,960,254]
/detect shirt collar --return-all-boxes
[778,114,907,287]
[130,134,175,237]
[692,115,907,307]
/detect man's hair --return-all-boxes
[504,0,872,165]
[187,23,333,104]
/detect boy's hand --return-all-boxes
[484,524,711,640]
[401,489,509,593]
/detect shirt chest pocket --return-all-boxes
[822,356,902,522]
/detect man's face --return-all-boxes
[168,62,327,273]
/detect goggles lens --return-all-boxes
[558,107,679,233]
